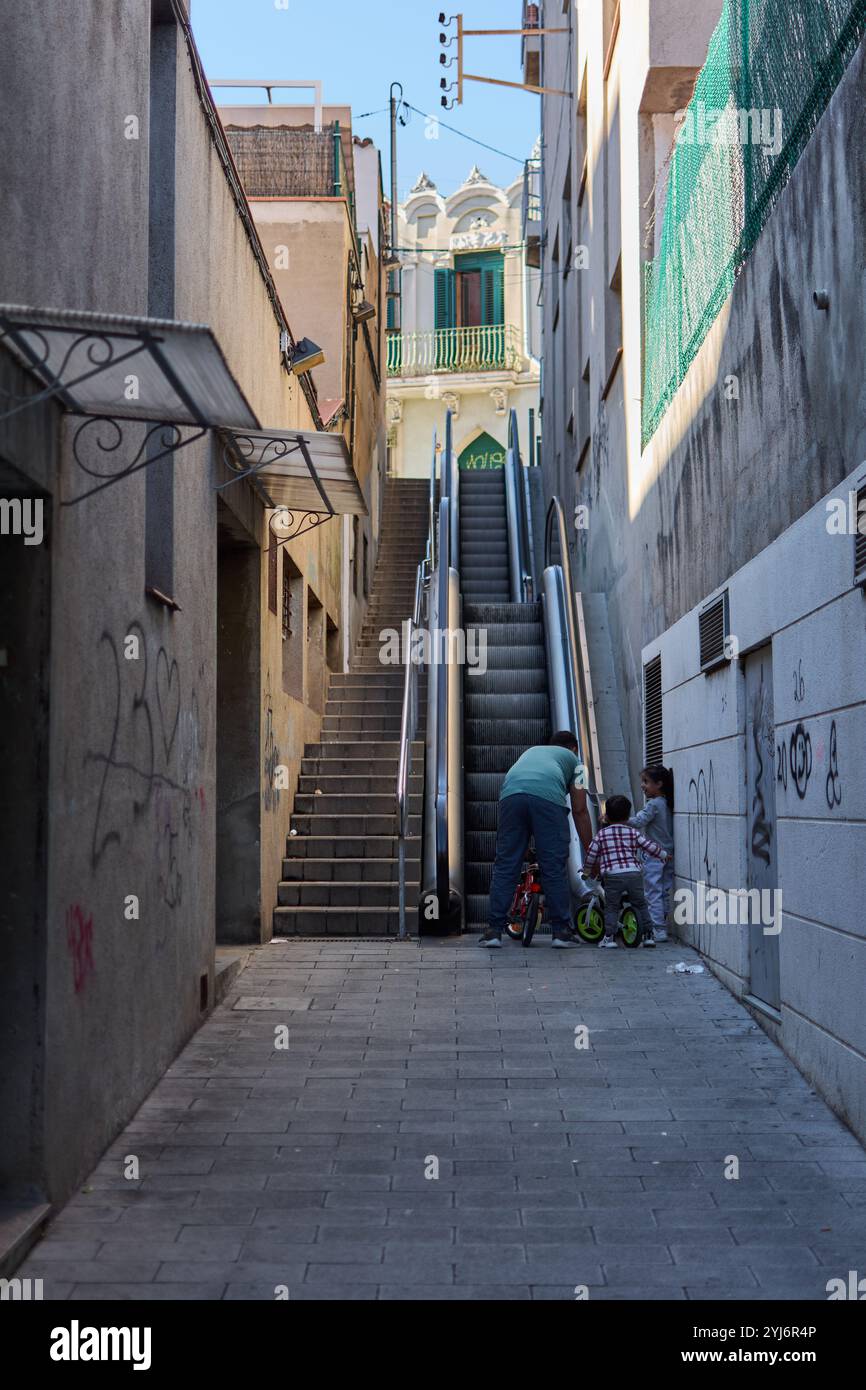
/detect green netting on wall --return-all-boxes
[642,0,866,446]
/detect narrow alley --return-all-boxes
[19,939,866,1301]
[3,0,866,1353]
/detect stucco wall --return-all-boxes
[0,0,356,1205]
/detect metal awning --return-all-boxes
[0,304,262,505]
[0,304,259,428]
[219,425,366,541]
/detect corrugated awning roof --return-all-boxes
[0,303,258,429]
[219,426,366,524]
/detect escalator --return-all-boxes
[419,407,601,934]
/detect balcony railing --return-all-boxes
[387,325,522,378]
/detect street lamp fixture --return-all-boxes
[288,337,325,375]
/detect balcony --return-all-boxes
[387,325,522,378]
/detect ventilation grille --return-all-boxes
[699,591,729,671]
[855,481,866,586]
[644,655,662,767]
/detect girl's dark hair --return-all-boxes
[550,730,579,749]
[643,764,674,811]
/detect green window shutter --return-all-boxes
[481,259,504,326]
[434,268,456,329]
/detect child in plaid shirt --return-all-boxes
[582,795,671,949]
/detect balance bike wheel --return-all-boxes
[521,893,540,947]
[575,900,605,944]
[620,907,641,948]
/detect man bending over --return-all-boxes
[480,730,593,949]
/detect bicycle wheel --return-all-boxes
[575,900,605,944]
[620,907,641,948]
[505,909,525,942]
[521,893,540,947]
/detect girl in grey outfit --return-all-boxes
[629,766,674,941]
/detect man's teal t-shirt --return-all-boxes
[500,745,587,807]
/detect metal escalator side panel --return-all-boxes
[447,569,464,929]
[542,566,599,901]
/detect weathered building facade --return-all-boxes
[530,0,866,1139]
[0,0,384,1260]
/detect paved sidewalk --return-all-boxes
[20,937,866,1300]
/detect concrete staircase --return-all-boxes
[274,479,429,937]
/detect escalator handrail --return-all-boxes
[507,408,533,601]
[544,495,602,802]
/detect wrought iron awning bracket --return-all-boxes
[217,429,339,545]
[62,418,209,506]
[0,316,154,423]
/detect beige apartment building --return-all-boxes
[386,165,541,477]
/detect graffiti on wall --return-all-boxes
[749,676,773,868]
[84,621,206,913]
[687,762,719,887]
[66,903,95,994]
[262,673,282,812]
[825,719,842,808]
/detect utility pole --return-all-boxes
[388,81,403,331]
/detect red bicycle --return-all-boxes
[504,857,543,947]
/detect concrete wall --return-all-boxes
[648,463,866,1141]
[0,0,370,1210]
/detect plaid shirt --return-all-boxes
[583,823,668,880]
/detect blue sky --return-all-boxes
[189,0,539,199]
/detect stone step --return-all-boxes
[298,773,422,795]
[290,812,422,837]
[273,905,408,936]
[282,856,417,882]
[285,834,419,859]
[278,879,419,907]
[320,717,408,735]
[294,793,422,816]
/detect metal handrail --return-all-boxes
[396,563,426,939]
[505,408,534,601]
[433,495,452,922]
[427,428,437,574]
[544,496,602,804]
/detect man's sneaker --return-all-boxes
[652,928,668,943]
[478,931,502,948]
[552,935,574,949]
[598,936,618,949]
[641,934,656,948]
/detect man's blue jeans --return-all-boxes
[488,793,572,939]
